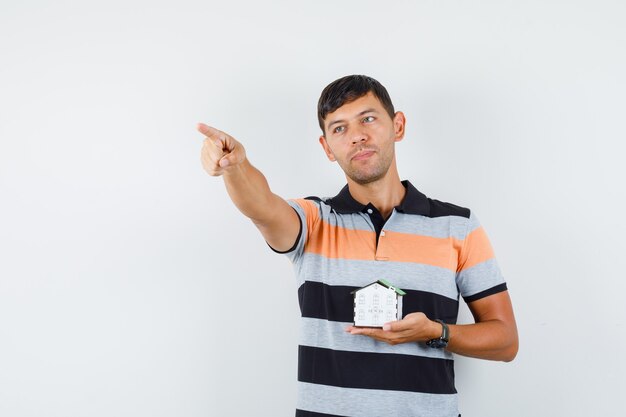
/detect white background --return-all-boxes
[1,1,625,416]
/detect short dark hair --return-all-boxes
[317,75,395,134]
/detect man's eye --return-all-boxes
[363,116,375,123]
[334,126,345,134]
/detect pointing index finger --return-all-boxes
[197,123,224,141]
[197,122,229,149]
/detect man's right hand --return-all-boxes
[197,123,247,176]
[196,121,301,252]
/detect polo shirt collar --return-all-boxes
[325,180,430,216]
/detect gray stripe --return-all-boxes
[286,200,309,263]
[467,211,482,233]
[297,381,459,417]
[290,200,484,239]
[291,199,480,241]
[299,254,459,300]
[318,202,374,231]
[456,258,505,298]
[299,317,452,360]
[384,211,471,240]
[290,199,375,231]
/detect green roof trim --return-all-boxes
[377,279,406,296]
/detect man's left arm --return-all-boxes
[445,290,518,361]
[346,290,518,362]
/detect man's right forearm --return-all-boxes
[198,123,300,251]
[221,158,281,225]
[221,158,301,252]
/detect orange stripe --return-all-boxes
[378,230,459,270]
[302,221,459,270]
[305,221,377,260]
[301,219,496,272]
[456,226,495,272]
[292,199,321,232]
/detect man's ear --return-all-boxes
[393,111,406,142]
[319,136,336,162]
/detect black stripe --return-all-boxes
[298,345,456,394]
[427,199,470,219]
[464,283,508,303]
[295,410,344,417]
[297,409,460,417]
[305,182,471,219]
[298,281,459,323]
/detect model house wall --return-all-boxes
[353,281,404,327]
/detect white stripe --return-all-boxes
[299,317,453,361]
[297,381,459,417]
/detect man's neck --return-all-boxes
[346,170,406,219]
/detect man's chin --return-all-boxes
[347,171,387,185]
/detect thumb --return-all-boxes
[218,144,245,168]
[382,322,395,331]
[383,319,405,332]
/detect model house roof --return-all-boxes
[350,279,406,296]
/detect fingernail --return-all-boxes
[220,159,230,167]
[382,324,391,331]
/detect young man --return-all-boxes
[198,75,518,417]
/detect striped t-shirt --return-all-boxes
[279,181,506,417]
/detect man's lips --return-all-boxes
[351,150,376,161]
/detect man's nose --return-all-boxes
[351,128,367,144]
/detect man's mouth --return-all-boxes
[351,149,376,161]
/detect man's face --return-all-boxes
[319,92,405,185]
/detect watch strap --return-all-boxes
[426,319,449,348]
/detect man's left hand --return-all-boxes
[345,312,441,345]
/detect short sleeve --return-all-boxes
[269,198,320,264]
[455,212,507,302]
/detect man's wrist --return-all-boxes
[222,157,249,178]
[427,319,443,340]
[426,319,450,349]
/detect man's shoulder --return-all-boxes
[401,180,472,220]
[303,196,324,203]
[425,197,471,219]
[294,183,472,220]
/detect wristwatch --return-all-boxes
[426,319,449,349]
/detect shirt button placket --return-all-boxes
[376,229,389,261]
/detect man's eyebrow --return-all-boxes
[326,108,378,130]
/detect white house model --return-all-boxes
[351,279,406,328]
